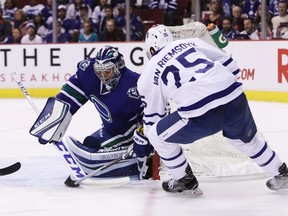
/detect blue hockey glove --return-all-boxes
[133,126,153,158]
[133,126,153,179]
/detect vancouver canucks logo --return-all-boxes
[127,87,140,99]
[90,95,112,123]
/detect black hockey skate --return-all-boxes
[162,165,203,195]
[266,163,288,191]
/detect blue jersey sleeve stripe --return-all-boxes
[222,57,233,66]
[143,120,155,126]
[233,69,240,75]
[144,113,166,118]
[179,82,242,112]
[61,83,87,105]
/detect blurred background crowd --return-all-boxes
[0,0,287,44]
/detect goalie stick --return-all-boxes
[0,162,21,176]
[10,73,86,182]
[11,73,129,187]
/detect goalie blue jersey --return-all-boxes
[56,58,143,135]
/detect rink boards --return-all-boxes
[1,41,287,102]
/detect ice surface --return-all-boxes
[0,99,288,216]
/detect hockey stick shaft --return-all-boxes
[11,73,86,180]
[11,75,40,114]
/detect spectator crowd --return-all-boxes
[0,0,287,44]
[200,0,288,40]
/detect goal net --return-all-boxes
[156,132,268,181]
[151,22,268,181]
[167,21,219,48]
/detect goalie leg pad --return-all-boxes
[66,136,139,178]
[29,97,72,144]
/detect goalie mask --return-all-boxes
[93,46,125,89]
[144,25,174,60]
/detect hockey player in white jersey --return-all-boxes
[134,25,288,193]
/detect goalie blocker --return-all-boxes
[29,97,72,144]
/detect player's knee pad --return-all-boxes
[66,136,138,177]
[147,124,179,158]
[147,124,163,147]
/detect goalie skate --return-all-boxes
[162,165,203,195]
[266,163,288,191]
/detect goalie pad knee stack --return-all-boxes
[29,97,72,144]
[66,136,139,178]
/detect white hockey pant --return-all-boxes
[148,125,188,180]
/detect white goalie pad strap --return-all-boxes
[29,97,72,144]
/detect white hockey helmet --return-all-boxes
[144,25,174,60]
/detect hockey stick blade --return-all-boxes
[64,175,80,187]
[64,175,130,188]
[0,162,21,176]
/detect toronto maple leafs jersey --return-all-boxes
[138,38,243,136]
[56,58,143,135]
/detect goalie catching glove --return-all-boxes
[29,97,72,144]
[133,125,154,179]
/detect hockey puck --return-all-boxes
[64,176,80,188]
